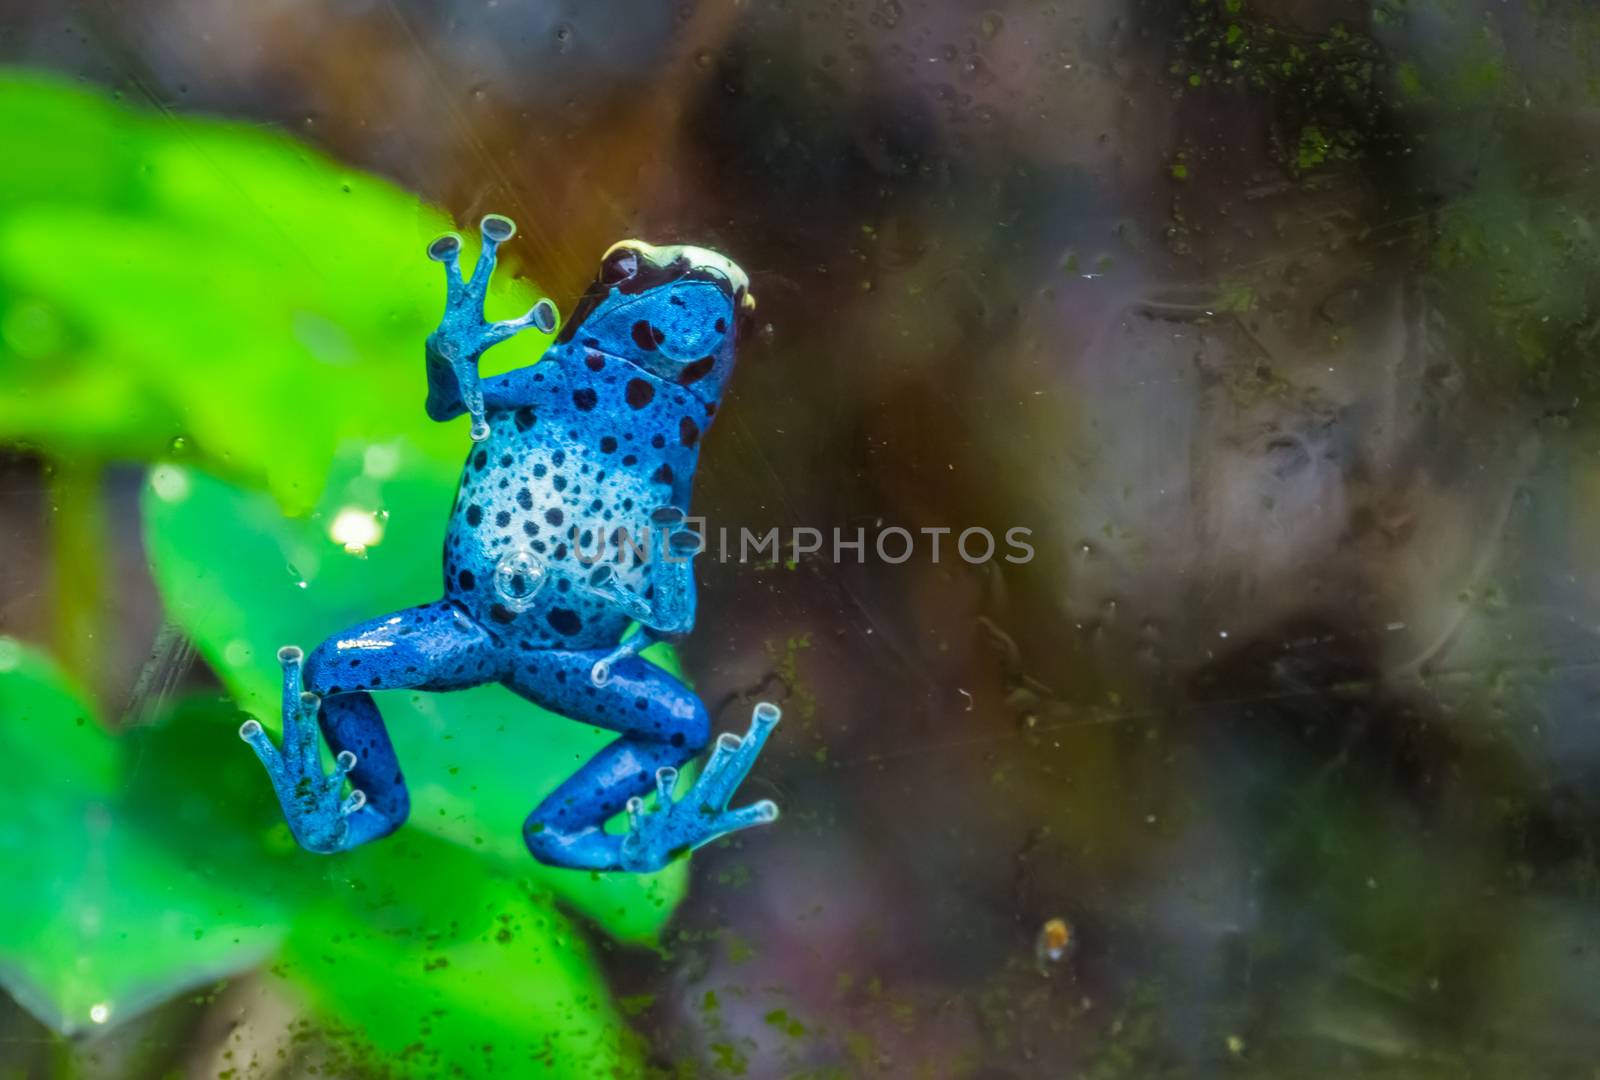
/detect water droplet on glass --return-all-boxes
[495,549,548,610]
[169,435,188,454]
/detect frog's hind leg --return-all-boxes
[240,600,498,854]
[507,652,781,872]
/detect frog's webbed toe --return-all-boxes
[425,213,558,442]
[618,702,782,872]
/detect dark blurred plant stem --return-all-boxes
[48,456,105,703]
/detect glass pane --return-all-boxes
[2,0,1597,1075]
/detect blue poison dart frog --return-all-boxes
[239,215,780,872]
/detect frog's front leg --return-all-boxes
[585,509,701,686]
[423,214,557,440]
[239,601,499,854]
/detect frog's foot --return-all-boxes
[618,703,782,872]
[426,214,558,441]
[238,646,366,854]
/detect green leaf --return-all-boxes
[142,448,688,942]
[0,642,287,1033]
[0,71,548,510]
[0,636,110,787]
[277,832,642,1079]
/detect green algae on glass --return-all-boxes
[1428,179,1600,400]
[277,833,642,1078]
[1388,0,1600,405]
[1165,0,1398,177]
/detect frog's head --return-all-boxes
[557,241,753,406]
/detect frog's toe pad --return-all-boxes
[480,213,515,243]
[427,233,462,263]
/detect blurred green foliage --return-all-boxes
[0,71,680,1075]
[0,69,543,509]
[0,646,283,1033]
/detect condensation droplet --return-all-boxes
[495,549,548,610]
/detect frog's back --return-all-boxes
[441,350,706,650]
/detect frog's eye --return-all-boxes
[600,247,640,286]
